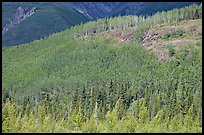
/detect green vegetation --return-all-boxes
[2,4,202,133]
[2,96,202,133]
[162,29,184,40]
[3,2,201,47]
[2,2,88,46]
[167,45,175,57]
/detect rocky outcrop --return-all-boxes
[2,6,37,34]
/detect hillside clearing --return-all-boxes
[142,19,202,61]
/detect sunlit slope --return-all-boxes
[2,4,202,133]
[2,28,158,100]
[2,4,202,102]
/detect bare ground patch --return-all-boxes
[142,19,202,62]
[76,28,134,48]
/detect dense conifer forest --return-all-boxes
[2,4,202,132]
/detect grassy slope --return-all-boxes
[2,2,88,46]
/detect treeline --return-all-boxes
[69,3,202,40]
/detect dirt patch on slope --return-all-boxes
[142,27,175,46]
[160,39,196,47]
[142,19,202,62]
[108,29,134,47]
[76,29,134,47]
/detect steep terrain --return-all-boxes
[2,4,202,133]
[142,19,202,61]
[2,2,89,46]
[2,2,201,46]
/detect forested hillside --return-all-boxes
[2,4,202,133]
[2,2,89,46]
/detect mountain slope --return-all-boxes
[72,2,201,19]
[2,4,202,133]
[2,2,201,46]
[110,2,201,16]
[2,4,202,102]
[2,2,89,46]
